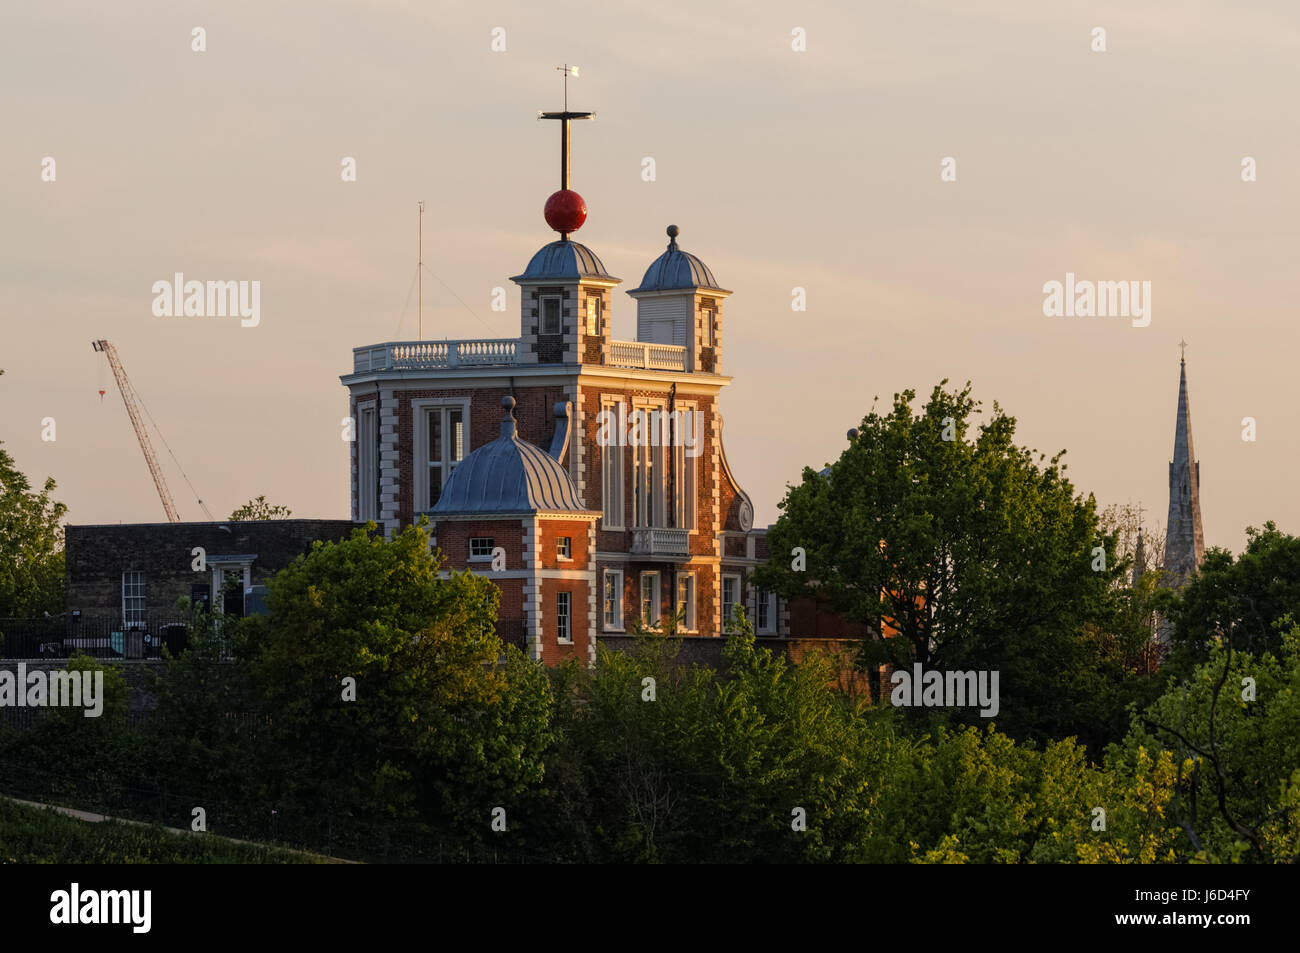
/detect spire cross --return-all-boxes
[539,66,593,191]
[1179,339,1188,362]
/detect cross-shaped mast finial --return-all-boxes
[539,66,593,192]
[1179,339,1188,363]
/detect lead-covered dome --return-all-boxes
[630,225,729,294]
[511,239,617,283]
[431,398,590,514]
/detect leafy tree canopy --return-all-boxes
[228,495,292,521]
[753,380,1127,743]
[0,441,67,616]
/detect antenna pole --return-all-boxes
[418,200,424,340]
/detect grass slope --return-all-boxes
[0,798,332,864]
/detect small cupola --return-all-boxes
[627,225,731,373]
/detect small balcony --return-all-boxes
[630,527,690,558]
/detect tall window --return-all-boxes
[122,571,146,627]
[756,589,777,635]
[557,536,571,559]
[604,570,624,630]
[585,295,601,335]
[721,574,740,633]
[423,406,465,509]
[676,573,696,631]
[357,404,377,521]
[601,401,624,529]
[541,296,562,335]
[633,406,665,528]
[640,571,660,626]
[671,408,697,531]
[557,591,572,643]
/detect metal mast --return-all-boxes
[92,339,180,522]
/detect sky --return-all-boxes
[3,0,1297,554]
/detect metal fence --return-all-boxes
[0,616,187,660]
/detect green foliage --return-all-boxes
[228,495,292,520]
[241,521,550,842]
[0,441,67,617]
[1117,626,1300,862]
[754,381,1125,744]
[1170,522,1300,669]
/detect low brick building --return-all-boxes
[65,519,363,625]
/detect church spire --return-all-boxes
[1163,344,1205,587]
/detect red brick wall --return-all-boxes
[394,385,571,527]
[538,576,591,665]
[431,518,525,571]
[537,519,592,570]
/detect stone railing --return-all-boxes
[630,527,690,557]
[353,339,519,372]
[608,340,687,372]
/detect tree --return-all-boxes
[239,521,552,851]
[1170,522,1300,668]
[1097,502,1165,587]
[228,495,292,520]
[753,381,1125,743]
[1118,625,1300,863]
[0,440,67,617]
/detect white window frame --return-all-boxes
[469,537,495,561]
[604,569,624,631]
[585,295,601,336]
[211,560,253,616]
[721,573,741,633]
[122,570,146,628]
[676,573,696,632]
[601,399,624,530]
[671,402,697,532]
[413,398,470,512]
[756,588,777,635]
[541,295,562,335]
[357,404,378,521]
[557,536,571,560]
[557,590,572,643]
[633,401,666,529]
[640,571,661,627]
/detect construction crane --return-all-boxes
[92,339,181,522]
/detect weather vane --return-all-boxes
[1179,339,1188,362]
[538,65,594,239]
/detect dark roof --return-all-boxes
[430,399,591,515]
[631,227,729,294]
[511,240,618,283]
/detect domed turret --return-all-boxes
[431,397,590,514]
[630,225,729,294]
[627,226,732,373]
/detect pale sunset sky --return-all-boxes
[3,1,1297,554]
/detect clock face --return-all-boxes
[738,500,753,532]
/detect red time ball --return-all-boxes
[544,189,587,234]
